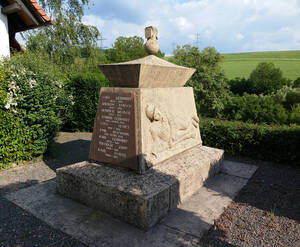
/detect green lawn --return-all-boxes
[222,50,300,80]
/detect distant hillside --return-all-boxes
[222,50,300,80]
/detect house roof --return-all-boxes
[2,0,54,33]
[1,0,54,51]
[26,0,53,24]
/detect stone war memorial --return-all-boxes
[56,26,224,229]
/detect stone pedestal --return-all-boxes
[57,145,223,229]
[89,87,202,174]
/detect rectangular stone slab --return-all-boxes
[89,90,138,170]
[57,145,223,229]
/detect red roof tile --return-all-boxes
[28,0,52,23]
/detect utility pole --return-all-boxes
[195,33,200,49]
[99,36,107,52]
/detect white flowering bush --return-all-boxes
[0,63,33,168]
[0,52,68,165]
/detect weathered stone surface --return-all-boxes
[57,145,224,229]
[89,87,202,174]
[139,87,202,169]
[144,26,159,55]
[98,55,195,88]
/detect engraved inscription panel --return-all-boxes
[89,91,137,170]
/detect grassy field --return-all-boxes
[222,50,300,80]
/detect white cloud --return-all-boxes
[235,33,245,41]
[242,26,300,52]
[84,0,300,53]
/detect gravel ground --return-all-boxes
[200,160,300,247]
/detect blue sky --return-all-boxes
[83,0,300,55]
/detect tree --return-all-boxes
[24,0,100,70]
[293,77,300,88]
[249,62,290,94]
[105,36,165,63]
[227,77,252,96]
[172,45,229,117]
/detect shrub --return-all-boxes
[0,62,32,168]
[200,118,300,165]
[290,104,300,124]
[64,72,110,131]
[0,110,32,168]
[293,77,300,88]
[2,52,64,158]
[285,90,300,110]
[227,77,252,96]
[0,63,7,108]
[249,62,291,94]
[223,94,288,124]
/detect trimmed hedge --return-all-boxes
[63,72,110,131]
[200,118,300,165]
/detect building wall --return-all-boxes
[0,5,10,58]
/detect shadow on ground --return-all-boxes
[235,165,300,222]
[44,139,91,171]
[0,180,39,196]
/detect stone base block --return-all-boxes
[56,145,223,229]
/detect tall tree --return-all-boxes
[24,0,100,69]
[249,62,291,95]
[105,36,164,63]
[172,45,229,117]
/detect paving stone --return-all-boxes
[221,160,258,179]
[161,173,249,238]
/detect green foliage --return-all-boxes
[227,77,252,96]
[249,62,291,94]
[0,110,32,168]
[105,36,147,63]
[227,63,292,97]
[64,72,110,131]
[224,94,288,124]
[200,118,300,165]
[2,52,64,158]
[172,45,229,117]
[38,0,90,19]
[105,36,164,63]
[293,77,300,88]
[0,63,7,108]
[0,62,32,168]
[24,0,100,71]
[285,90,300,109]
[290,104,300,124]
